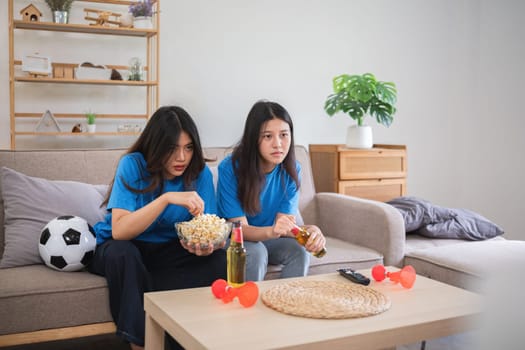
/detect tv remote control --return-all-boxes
[337,268,371,286]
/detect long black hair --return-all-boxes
[102,106,205,206]
[231,100,299,215]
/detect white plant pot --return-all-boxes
[133,16,153,29]
[87,124,96,133]
[121,13,134,28]
[346,125,373,149]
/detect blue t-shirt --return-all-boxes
[94,152,216,245]
[217,154,300,226]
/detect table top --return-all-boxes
[144,268,482,350]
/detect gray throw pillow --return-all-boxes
[0,167,108,268]
[387,196,454,232]
[388,196,504,240]
[418,208,504,240]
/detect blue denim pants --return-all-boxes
[244,237,310,281]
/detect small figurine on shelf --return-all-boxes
[20,4,43,22]
[72,123,83,132]
[84,8,121,27]
[85,111,96,133]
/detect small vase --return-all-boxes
[120,13,134,28]
[87,124,96,133]
[346,125,373,149]
[133,16,153,29]
[53,11,69,24]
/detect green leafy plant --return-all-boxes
[45,0,75,12]
[324,73,397,127]
[86,112,96,125]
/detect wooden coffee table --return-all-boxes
[144,268,482,349]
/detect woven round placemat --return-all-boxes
[261,280,391,319]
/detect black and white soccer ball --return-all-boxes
[38,215,96,272]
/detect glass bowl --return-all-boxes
[175,215,232,250]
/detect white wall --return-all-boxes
[1,0,524,240]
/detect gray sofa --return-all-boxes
[0,146,401,347]
[2,146,524,347]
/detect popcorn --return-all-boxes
[176,214,231,248]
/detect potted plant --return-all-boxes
[129,0,154,29]
[85,112,96,133]
[44,0,75,24]
[324,73,397,148]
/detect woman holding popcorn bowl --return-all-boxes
[89,106,226,350]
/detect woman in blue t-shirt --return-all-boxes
[217,100,326,281]
[89,106,225,350]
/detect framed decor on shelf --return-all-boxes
[35,110,61,132]
[21,53,51,77]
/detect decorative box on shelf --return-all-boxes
[75,62,111,80]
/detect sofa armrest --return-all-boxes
[312,193,406,267]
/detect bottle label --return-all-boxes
[233,227,243,244]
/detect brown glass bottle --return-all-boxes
[291,226,327,258]
[227,221,247,287]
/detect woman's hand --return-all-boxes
[164,191,204,216]
[272,215,296,238]
[302,225,326,254]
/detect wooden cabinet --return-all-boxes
[309,144,407,202]
[8,0,160,149]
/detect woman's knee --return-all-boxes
[244,241,268,281]
[99,240,143,268]
[245,241,268,266]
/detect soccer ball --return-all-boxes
[39,215,96,272]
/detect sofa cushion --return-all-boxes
[405,234,505,255]
[404,240,525,291]
[264,236,383,280]
[0,265,112,335]
[0,167,107,268]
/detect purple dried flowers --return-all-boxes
[129,0,153,17]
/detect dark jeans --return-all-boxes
[89,239,226,347]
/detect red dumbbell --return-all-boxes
[371,264,416,289]
[211,279,259,307]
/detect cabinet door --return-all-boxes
[338,178,406,202]
[339,149,407,180]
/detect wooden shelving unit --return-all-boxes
[8,0,160,149]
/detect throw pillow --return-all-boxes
[388,196,504,240]
[0,167,108,268]
[387,196,455,232]
[418,208,504,240]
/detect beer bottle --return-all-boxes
[291,226,327,258]
[227,221,247,287]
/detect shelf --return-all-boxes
[15,113,147,119]
[14,76,157,86]
[15,131,141,136]
[13,20,157,37]
[9,0,160,149]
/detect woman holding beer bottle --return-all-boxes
[217,100,326,281]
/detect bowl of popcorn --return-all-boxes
[175,214,232,249]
